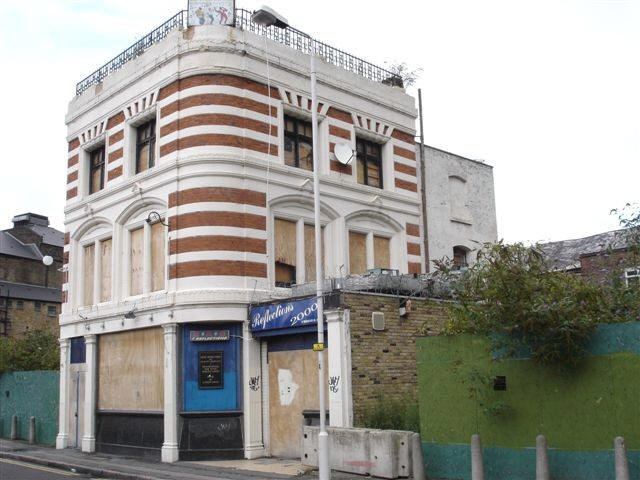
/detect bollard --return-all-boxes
[471,434,484,480]
[28,417,36,444]
[10,415,17,440]
[614,436,630,480]
[536,435,549,480]
[411,432,426,480]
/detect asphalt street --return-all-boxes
[0,458,104,480]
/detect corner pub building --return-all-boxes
[57,7,423,462]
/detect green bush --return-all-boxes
[357,396,420,433]
[0,330,59,373]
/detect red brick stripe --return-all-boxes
[330,160,353,175]
[394,145,415,161]
[160,113,278,138]
[67,171,78,184]
[161,93,277,118]
[168,212,266,231]
[395,178,417,192]
[169,187,265,208]
[66,187,77,200]
[108,148,123,163]
[160,134,278,157]
[329,125,351,140]
[408,262,422,274]
[107,166,123,181]
[107,112,125,129]
[64,232,70,245]
[394,162,417,176]
[169,260,267,279]
[407,242,421,256]
[109,129,124,144]
[406,223,420,237]
[158,74,281,101]
[67,155,79,168]
[68,138,80,152]
[169,236,266,255]
[391,129,415,144]
[327,107,353,124]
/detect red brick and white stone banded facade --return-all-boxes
[60,23,422,459]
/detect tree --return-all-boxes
[0,330,59,373]
[384,62,422,88]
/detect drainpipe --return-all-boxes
[418,89,430,273]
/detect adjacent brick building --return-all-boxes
[0,213,63,337]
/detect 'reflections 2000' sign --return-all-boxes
[188,0,235,26]
[250,298,318,332]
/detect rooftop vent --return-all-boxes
[12,213,49,227]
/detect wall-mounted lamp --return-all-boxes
[124,307,136,320]
[146,211,168,227]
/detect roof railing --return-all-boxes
[76,8,402,96]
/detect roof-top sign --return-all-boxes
[188,0,235,26]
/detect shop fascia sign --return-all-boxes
[250,297,318,332]
[190,330,230,342]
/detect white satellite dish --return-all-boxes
[334,142,354,165]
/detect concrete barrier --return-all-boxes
[302,426,415,478]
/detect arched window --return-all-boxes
[345,211,403,275]
[73,218,112,308]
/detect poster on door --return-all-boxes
[188,0,235,26]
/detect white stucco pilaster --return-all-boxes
[161,323,179,463]
[81,334,97,452]
[242,322,265,459]
[326,308,352,427]
[56,338,71,449]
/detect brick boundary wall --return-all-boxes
[342,292,449,422]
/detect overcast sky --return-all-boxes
[1,0,637,244]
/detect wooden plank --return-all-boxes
[129,227,144,295]
[98,328,164,411]
[349,231,367,274]
[83,244,95,306]
[150,222,165,292]
[304,225,325,282]
[100,238,112,302]
[373,236,391,269]
[274,218,297,267]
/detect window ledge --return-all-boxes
[450,216,472,226]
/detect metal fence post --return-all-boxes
[614,436,630,480]
[471,434,484,480]
[536,435,549,480]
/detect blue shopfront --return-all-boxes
[179,323,244,459]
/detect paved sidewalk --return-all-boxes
[0,439,363,480]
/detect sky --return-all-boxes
[0,0,638,244]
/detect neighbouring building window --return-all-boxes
[16,300,23,310]
[284,115,313,171]
[128,219,166,296]
[7,300,12,308]
[625,267,639,287]
[349,231,391,274]
[356,138,382,188]
[34,301,41,312]
[453,246,468,270]
[89,147,105,194]
[136,118,156,173]
[47,305,57,317]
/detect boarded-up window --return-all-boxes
[274,219,297,287]
[83,244,95,306]
[100,238,112,302]
[349,232,367,275]
[150,222,165,292]
[304,224,325,282]
[129,227,144,296]
[98,328,164,411]
[373,236,390,269]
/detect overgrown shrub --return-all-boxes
[0,329,59,372]
[357,396,420,433]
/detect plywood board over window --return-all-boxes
[83,244,95,306]
[373,236,391,269]
[100,238,112,302]
[274,218,297,286]
[129,227,144,296]
[98,328,164,411]
[304,224,325,282]
[349,231,367,275]
[150,222,165,292]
